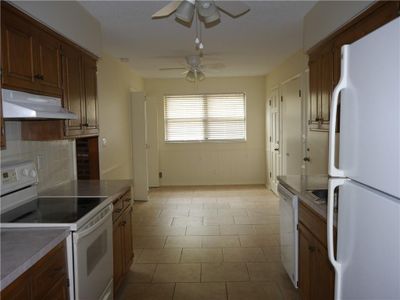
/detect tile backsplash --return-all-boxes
[1,121,76,192]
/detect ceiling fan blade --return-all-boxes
[152,1,181,18]
[159,67,187,71]
[201,63,225,70]
[215,1,250,18]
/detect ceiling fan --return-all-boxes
[159,55,224,82]
[152,0,250,25]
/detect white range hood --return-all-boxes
[2,89,77,120]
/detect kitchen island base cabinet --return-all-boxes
[113,189,134,294]
[0,241,69,300]
[298,202,335,300]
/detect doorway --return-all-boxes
[268,88,281,194]
[281,76,303,175]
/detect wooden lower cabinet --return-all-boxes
[113,188,134,294]
[298,204,335,300]
[0,241,69,300]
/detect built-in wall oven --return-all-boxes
[0,160,114,300]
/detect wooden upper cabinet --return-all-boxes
[82,55,99,133]
[1,3,62,96]
[1,6,37,92]
[62,44,85,135]
[307,1,400,132]
[35,30,62,95]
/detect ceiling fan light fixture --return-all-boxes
[185,69,205,82]
[197,1,220,24]
[186,70,196,82]
[203,10,220,24]
[175,0,195,23]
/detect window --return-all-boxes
[164,93,246,142]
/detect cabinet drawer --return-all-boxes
[299,201,327,248]
[113,197,124,222]
[120,190,132,210]
[31,242,67,299]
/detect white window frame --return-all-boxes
[163,93,247,143]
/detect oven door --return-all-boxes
[73,204,113,300]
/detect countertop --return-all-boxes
[40,180,133,198]
[277,175,330,220]
[0,228,70,291]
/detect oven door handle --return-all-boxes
[75,205,113,241]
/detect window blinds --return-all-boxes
[164,93,246,142]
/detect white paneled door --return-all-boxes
[268,88,281,194]
[282,76,303,175]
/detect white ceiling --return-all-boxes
[80,1,315,78]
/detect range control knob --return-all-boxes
[22,168,30,177]
[29,169,37,178]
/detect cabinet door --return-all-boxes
[123,207,134,272]
[35,30,62,96]
[41,276,69,300]
[62,44,84,136]
[1,74,5,149]
[113,220,124,292]
[0,272,31,300]
[310,243,335,300]
[82,55,98,133]
[298,224,312,300]
[319,51,333,124]
[308,59,320,125]
[1,6,37,92]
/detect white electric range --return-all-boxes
[0,160,114,300]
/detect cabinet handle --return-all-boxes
[308,246,316,252]
[83,123,89,127]
[34,74,44,80]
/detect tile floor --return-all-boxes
[117,185,298,300]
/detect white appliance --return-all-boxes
[2,89,77,119]
[327,18,400,300]
[278,183,298,288]
[0,161,114,300]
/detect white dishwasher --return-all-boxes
[278,183,298,288]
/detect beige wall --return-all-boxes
[10,0,102,56]
[303,1,372,50]
[144,76,266,186]
[97,53,144,179]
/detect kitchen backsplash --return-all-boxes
[1,121,76,192]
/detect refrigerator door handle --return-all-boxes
[327,178,346,300]
[328,45,349,178]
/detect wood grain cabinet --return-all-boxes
[62,44,99,137]
[1,4,62,96]
[1,2,99,140]
[298,202,335,300]
[112,189,134,294]
[307,1,400,131]
[0,241,69,300]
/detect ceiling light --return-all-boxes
[186,69,205,82]
[175,0,195,23]
[197,1,220,24]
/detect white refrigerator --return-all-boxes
[327,17,400,300]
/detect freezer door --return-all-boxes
[337,17,400,197]
[335,180,400,300]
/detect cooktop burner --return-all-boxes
[1,197,108,223]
